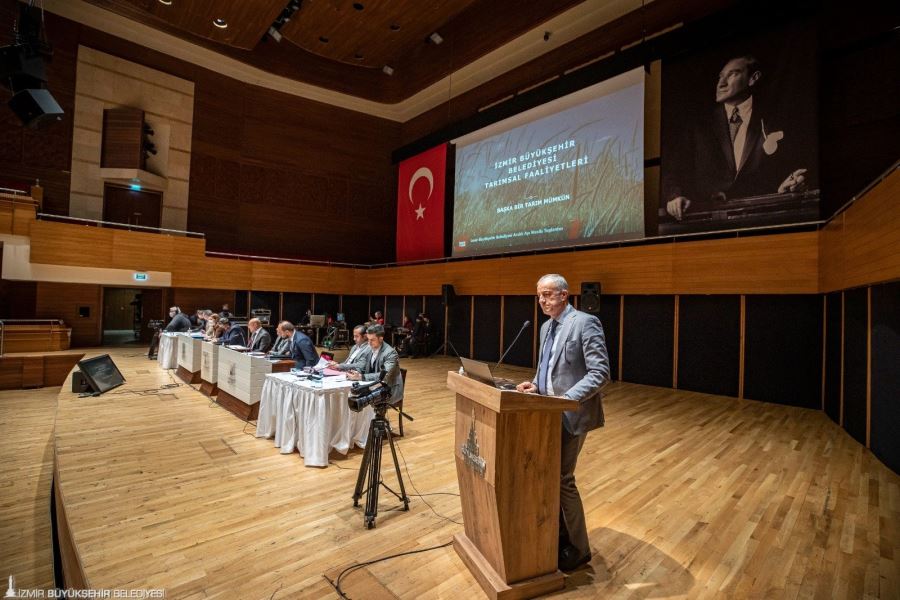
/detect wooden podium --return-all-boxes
[447,371,574,599]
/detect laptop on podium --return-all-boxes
[459,357,517,390]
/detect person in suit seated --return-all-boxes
[278,321,318,368]
[516,274,609,572]
[247,318,273,352]
[164,306,191,332]
[267,322,290,356]
[326,325,370,370]
[346,324,403,403]
[218,317,247,346]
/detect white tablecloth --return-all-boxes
[158,332,179,370]
[256,372,374,467]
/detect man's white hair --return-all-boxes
[537,274,569,291]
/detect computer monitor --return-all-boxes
[336,312,345,322]
[309,314,326,328]
[77,354,126,394]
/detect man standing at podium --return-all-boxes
[517,273,609,572]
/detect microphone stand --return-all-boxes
[495,321,531,368]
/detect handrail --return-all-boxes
[35,213,206,238]
[0,187,29,195]
[824,159,900,225]
[0,319,67,356]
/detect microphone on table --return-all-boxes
[495,320,531,368]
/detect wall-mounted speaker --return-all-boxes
[8,88,63,128]
[442,284,456,308]
[580,282,602,314]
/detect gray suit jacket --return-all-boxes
[337,344,370,370]
[533,305,609,435]
[249,328,273,352]
[350,341,404,401]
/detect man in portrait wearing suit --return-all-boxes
[326,325,370,370]
[278,321,318,368]
[664,55,810,221]
[347,324,404,403]
[247,318,273,352]
[517,274,610,572]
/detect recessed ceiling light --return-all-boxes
[429,32,444,45]
[353,3,364,10]
[382,65,394,75]
[158,0,172,5]
[319,36,329,43]
[213,18,228,29]
[389,23,400,31]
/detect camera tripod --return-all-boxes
[352,403,410,529]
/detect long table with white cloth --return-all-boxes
[256,372,374,467]
[157,332,180,369]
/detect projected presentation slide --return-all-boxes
[452,68,645,257]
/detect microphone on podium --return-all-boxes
[495,320,531,368]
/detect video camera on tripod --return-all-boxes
[348,374,393,412]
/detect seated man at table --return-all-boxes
[279,321,318,368]
[248,318,273,352]
[267,322,290,356]
[346,324,404,403]
[218,317,247,346]
[326,325,370,370]
[164,306,191,332]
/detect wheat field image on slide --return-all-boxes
[455,116,643,252]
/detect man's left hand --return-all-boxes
[778,168,808,193]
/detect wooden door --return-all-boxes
[103,184,162,229]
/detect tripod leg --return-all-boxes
[386,427,410,511]
[365,424,384,529]
[353,418,376,507]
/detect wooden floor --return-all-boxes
[4,347,900,599]
[0,385,58,590]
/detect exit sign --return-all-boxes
[133,272,149,282]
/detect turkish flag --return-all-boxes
[396,144,447,262]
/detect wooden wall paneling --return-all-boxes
[110,229,176,272]
[671,233,819,294]
[820,168,900,292]
[101,108,144,169]
[34,282,102,347]
[171,288,233,316]
[28,221,115,268]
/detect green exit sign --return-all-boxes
[133,272,149,282]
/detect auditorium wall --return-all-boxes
[0,3,400,264]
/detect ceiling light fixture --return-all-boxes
[158,0,172,5]
[382,65,394,76]
[268,26,282,42]
[428,32,443,45]
[213,18,228,29]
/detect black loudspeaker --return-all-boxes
[71,370,91,393]
[580,282,602,314]
[8,88,64,128]
[442,284,456,307]
[0,45,47,91]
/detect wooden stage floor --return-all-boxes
[2,347,898,599]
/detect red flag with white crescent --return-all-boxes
[396,144,447,262]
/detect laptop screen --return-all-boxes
[459,357,498,388]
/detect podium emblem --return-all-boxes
[227,363,236,386]
[461,408,486,477]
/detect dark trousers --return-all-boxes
[148,330,161,358]
[559,424,590,556]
